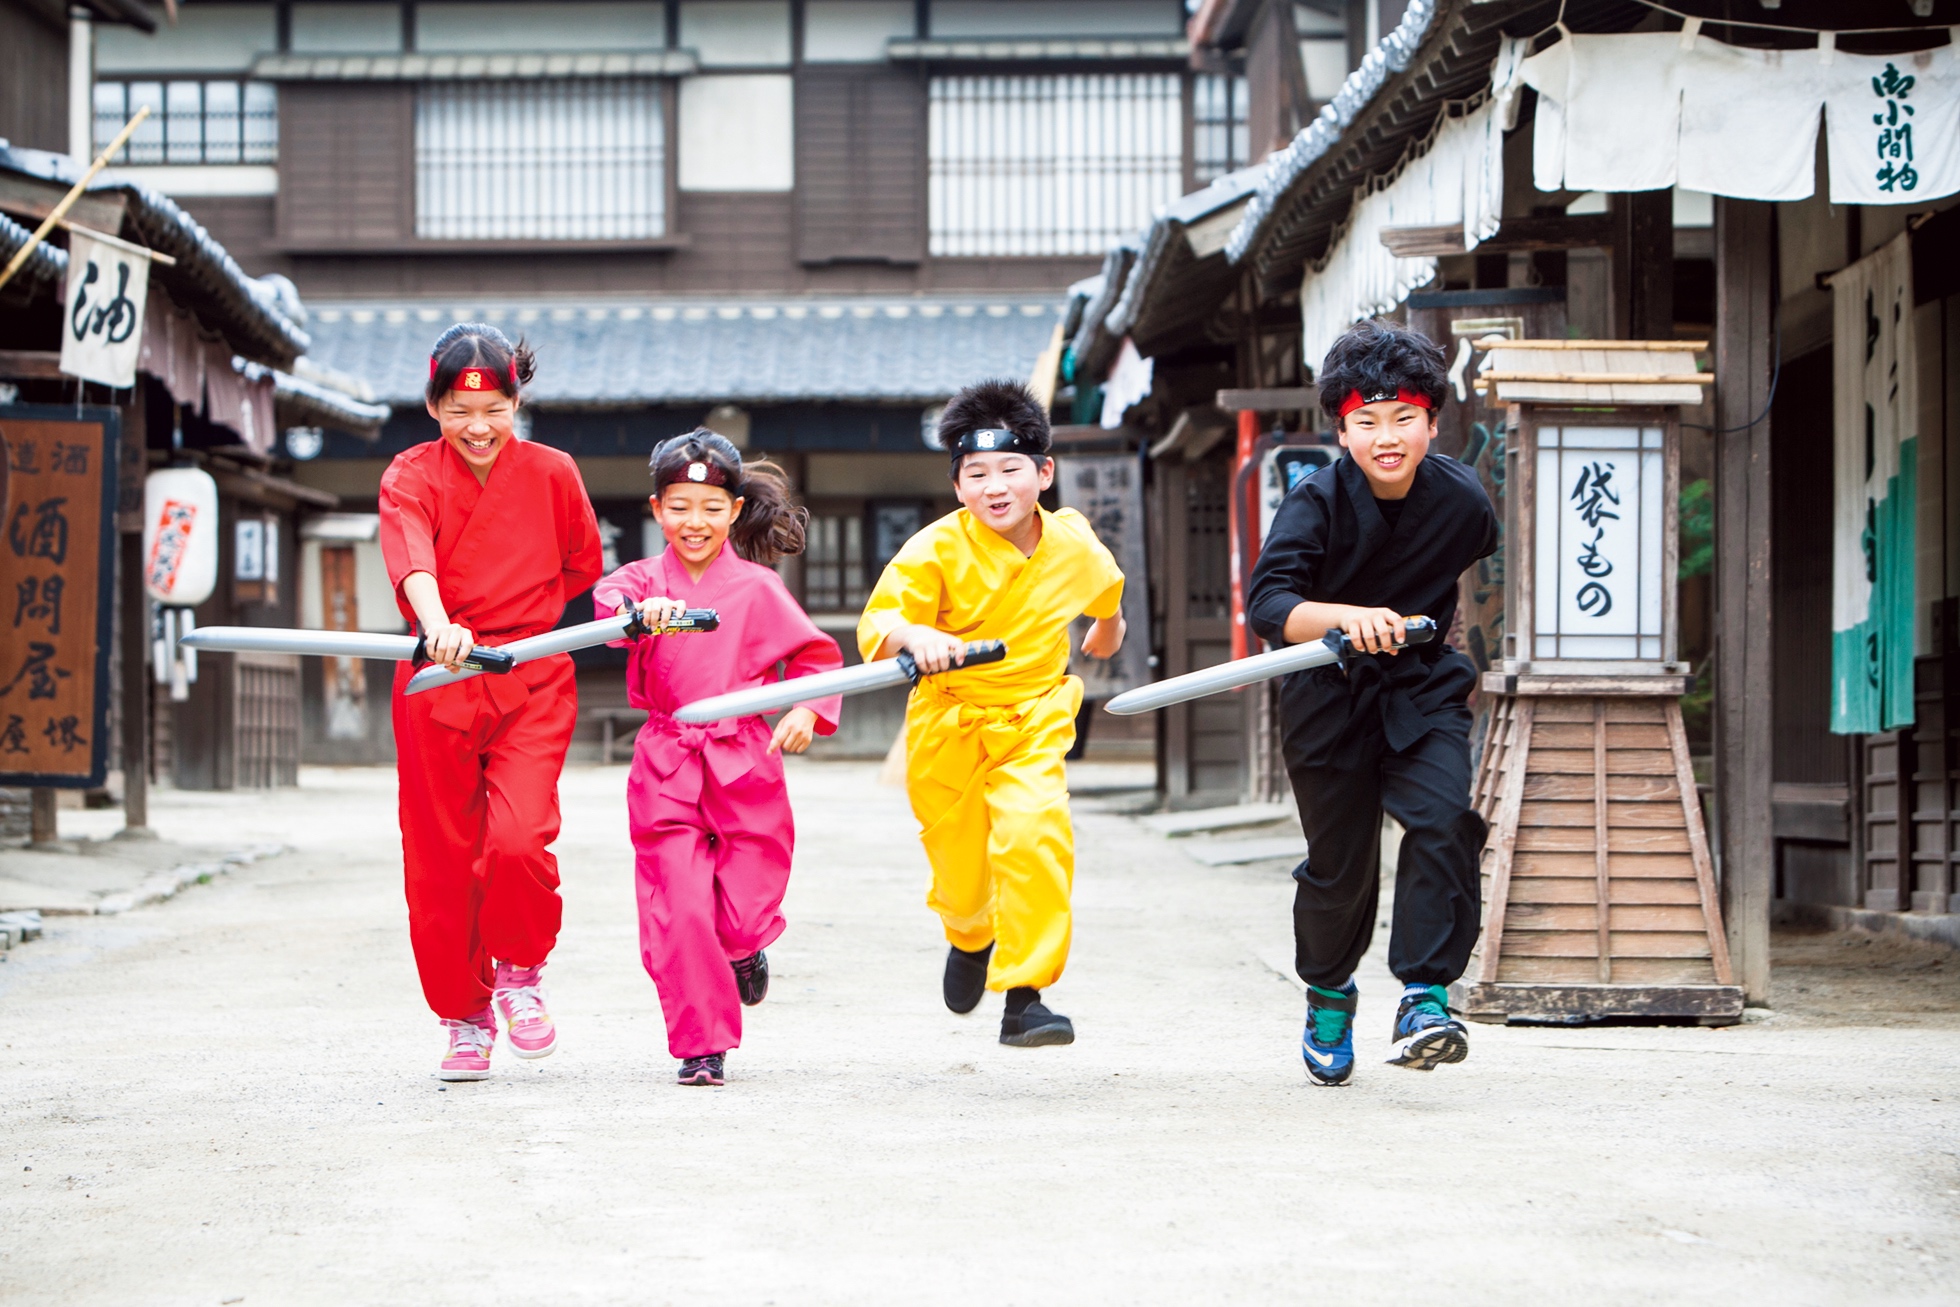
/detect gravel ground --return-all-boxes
[2,761,1957,1306]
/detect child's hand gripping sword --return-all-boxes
[178,608,721,691]
[672,640,1009,724]
[1102,616,1438,716]
[400,607,720,695]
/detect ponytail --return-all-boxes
[728,459,807,565]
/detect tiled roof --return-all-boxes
[302,297,1068,407]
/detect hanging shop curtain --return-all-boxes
[1296,39,1525,371]
[1830,233,1918,734]
[1523,33,1960,204]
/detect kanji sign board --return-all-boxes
[0,406,121,787]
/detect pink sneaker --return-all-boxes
[494,962,558,1059]
[438,1016,495,1081]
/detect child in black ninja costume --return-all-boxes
[1247,318,1497,1086]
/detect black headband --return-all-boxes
[952,427,1043,457]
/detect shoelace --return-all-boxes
[497,984,547,1026]
[1309,1003,1351,1046]
[444,1020,494,1056]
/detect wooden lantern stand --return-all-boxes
[1448,343,1744,1025]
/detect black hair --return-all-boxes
[425,322,536,406]
[648,428,808,565]
[1315,318,1449,427]
[936,379,1052,477]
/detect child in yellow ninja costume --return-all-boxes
[858,380,1125,1047]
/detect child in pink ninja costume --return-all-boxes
[594,429,842,1087]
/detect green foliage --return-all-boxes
[1678,478,1713,580]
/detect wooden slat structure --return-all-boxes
[1453,687,1743,1023]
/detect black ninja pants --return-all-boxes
[1286,722,1486,989]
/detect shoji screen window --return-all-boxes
[928,74,1182,256]
[416,79,666,241]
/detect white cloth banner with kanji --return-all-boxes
[58,231,151,389]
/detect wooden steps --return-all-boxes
[1451,693,1744,1024]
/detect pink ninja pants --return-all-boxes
[627,757,794,1059]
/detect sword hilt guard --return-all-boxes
[410,636,517,675]
[621,605,722,639]
[1321,614,1437,673]
[894,639,1008,685]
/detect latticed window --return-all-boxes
[803,514,867,611]
[1191,74,1250,185]
[415,79,666,241]
[928,74,1183,257]
[95,80,277,164]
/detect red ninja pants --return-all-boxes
[628,753,793,1059]
[393,655,577,1021]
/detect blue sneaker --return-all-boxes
[1302,981,1358,1086]
[1387,984,1468,1070]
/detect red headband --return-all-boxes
[1336,387,1434,418]
[430,356,519,393]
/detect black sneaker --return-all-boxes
[1386,984,1468,1070]
[677,1053,725,1086]
[732,951,769,1006]
[943,942,993,1014]
[999,988,1074,1047]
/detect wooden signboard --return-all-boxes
[0,405,120,788]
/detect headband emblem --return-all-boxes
[686,462,708,483]
[954,427,1037,457]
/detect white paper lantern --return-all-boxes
[142,467,220,607]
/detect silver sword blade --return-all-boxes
[402,612,639,695]
[178,626,423,661]
[1103,617,1438,716]
[672,658,910,723]
[1103,641,1342,716]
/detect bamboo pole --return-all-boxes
[0,105,152,295]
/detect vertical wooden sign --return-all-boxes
[0,406,120,788]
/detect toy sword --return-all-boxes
[1103,617,1437,716]
[674,640,1009,723]
[180,609,720,691]
[401,609,719,695]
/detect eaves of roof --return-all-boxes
[0,144,310,367]
[1067,243,1140,385]
[301,297,1068,408]
[237,358,393,437]
[887,37,1189,62]
[1102,165,1265,363]
[1226,0,1553,295]
[249,49,697,80]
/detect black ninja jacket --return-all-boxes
[1247,451,1498,770]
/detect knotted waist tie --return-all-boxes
[911,678,1073,789]
[1339,646,1446,754]
[640,710,768,803]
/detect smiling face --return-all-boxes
[652,482,745,573]
[1337,399,1435,500]
[953,450,1052,543]
[426,386,519,476]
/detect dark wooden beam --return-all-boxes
[1215,387,1315,411]
[0,350,62,380]
[1712,196,1775,1004]
[1380,213,1616,259]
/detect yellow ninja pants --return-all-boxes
[905,675,1082,993]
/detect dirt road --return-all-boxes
[2,763,1956,1305]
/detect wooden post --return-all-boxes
[28,788,58,847]
[119,529,153,835]
[1612,191,1675,341]
[1713,197,1776,1003]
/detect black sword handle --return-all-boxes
[409,636,518,674]
[1320,614,1437,672]
[621,605,722,638]
[894,639,1009,685]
